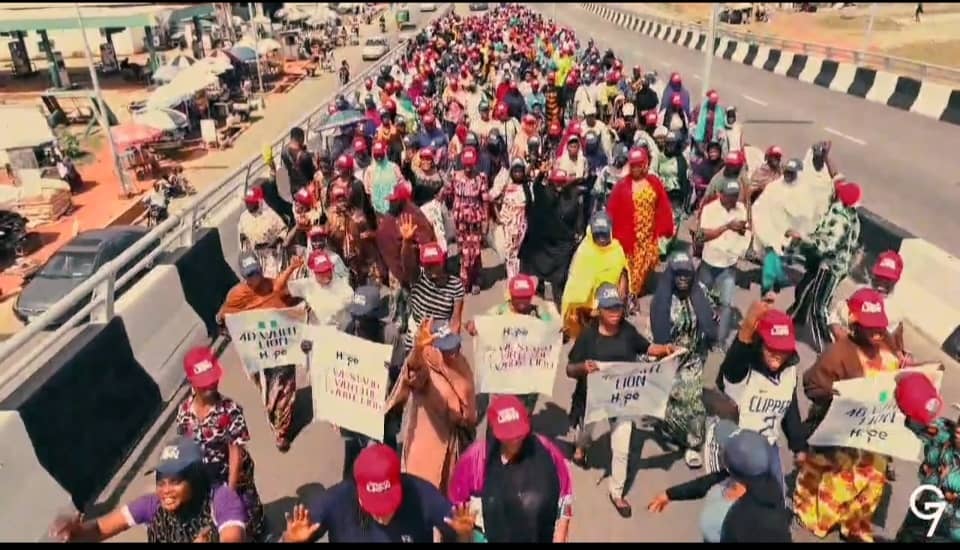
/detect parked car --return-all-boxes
[361,36,390,60]
[15,226,154,326]
[469,3,489,11]
[420,2,437,12]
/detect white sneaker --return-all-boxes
[685,449,703,469]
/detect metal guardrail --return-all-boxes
[599,4,960,86]
[0,4,453,394]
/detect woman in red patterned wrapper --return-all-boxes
[441,147,491,295]
[606,147,675,311]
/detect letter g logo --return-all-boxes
[908,484,947,538]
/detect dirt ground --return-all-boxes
[617,2,960,69]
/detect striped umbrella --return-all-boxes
[168,54,196,68]
[111,122,162,150]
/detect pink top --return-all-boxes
[447,434,574,520]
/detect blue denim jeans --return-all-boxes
[697,263,737,345]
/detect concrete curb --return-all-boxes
[580,3,960,126]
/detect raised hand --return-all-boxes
[399,213,417,241]
[283,504,321,543]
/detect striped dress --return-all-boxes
[403,270,465,351]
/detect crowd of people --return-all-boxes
[52,4,959,544]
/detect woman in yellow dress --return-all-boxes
[794,288,904,542]
[560,212,628,341]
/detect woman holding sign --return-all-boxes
[218,252,303,453]
[566,282,674,518]
[794,288,900,543]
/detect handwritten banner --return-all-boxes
[808,364,944,462]
[472,313,563,396]
[584,351,686,424]
[306,325,391,442]
[225,307,307,375]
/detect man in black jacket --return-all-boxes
[281,127,316,198]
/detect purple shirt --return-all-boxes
[122,485,247,532]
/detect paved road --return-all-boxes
[106,241,960,542]
[545,3,960,256]
[99,4,960,543]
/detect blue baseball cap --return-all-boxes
[595,282,623,310]
[431,320,462,352]
[239,251,262,278]
[715,420,775,480]
[590,212,612,238]
[154,436,204,477]
[350,285,386,319]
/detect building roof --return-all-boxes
[0,107,55,150]
[0,4,194,33]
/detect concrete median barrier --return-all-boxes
[169,228,240,338]
[581,3,960,126]
[0,318,162,522]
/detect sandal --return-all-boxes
[684,449,703,469]
[276,438,291,453]
[608,494,633,519]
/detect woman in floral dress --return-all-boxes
[489,158,529,280]
[441,147,491,294]
[795,288,901,542]
[176,347,265,541]
[607,147,675,310]
[649,252,718,469]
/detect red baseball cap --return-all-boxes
[670,72,682,85]
[294,187,316,208]
[372,141,387,159]
[487,395,532,441]
[756,309,796,353]
[419,242,446,266]
[336,154,355,171]
[724,151,744,168]
[353,138,368,153]
[243,186,264,205]
[895,371,942,425]
[872,251,904,282]
[461,147,478,167]
[307,250,333,274]
[387,181,413,202]
[628,147,649,167]
[183,346,223,389]
[644,111,658,126]
[847,287,888,329]
[836,182,862,208]
[707,91,720,104]
[508,274,537,299]
[419,147,435,161]
[308,225,328,239]
[670,94,682,107]
[422,113,437,126]
[354,444,403,518]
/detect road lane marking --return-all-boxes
[824,126,867,146]
[692,73,702,80]
[741,94,769,107]
[657,60,670,68]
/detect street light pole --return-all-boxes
[248,2,265,97]
[862,2,877,53]
[74,2,134,197]
[701,3,720,99]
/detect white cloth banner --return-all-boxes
[472,313,563,396]
[584,351,687,424]
[287,277,353,325]
[306,325,392,442]
[807,364,944,462]
[225,307,307,375]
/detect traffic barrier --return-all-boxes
[0,411,73,542]
[0,318,162,524]
[896,239,960,359]
[169,227,239,338]
[580,3,960,126]
[114,264,208,401]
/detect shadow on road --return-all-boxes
[263,482,328,539]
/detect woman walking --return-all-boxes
[607,148,675,308]
[217,252,302,452]
[650,252,718,469]
[177,347,266,541]
[489,158,530,279]
[442,147,491,294]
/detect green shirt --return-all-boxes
[806,201,861,277]
[489,302,555,323]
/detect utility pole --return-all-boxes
[862,3,877,53]
[701,3,720,99]
[248,2,265,97]
[74,3,134,197]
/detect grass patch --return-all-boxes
[883,38,960,68]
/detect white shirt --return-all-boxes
[700,200,750,268]
[556,152,587,179]
[287,277,353,326]
[723,365,798,445]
